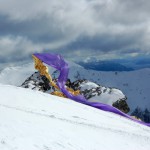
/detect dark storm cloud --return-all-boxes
[0,0,150,63]
[0,14,67,43]
[64,30,145,52]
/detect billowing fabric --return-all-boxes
[33,53,150,127]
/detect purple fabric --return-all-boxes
[33,53,150,127]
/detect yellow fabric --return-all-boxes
[51,91,67,98]
[32,55,80,98]
[32,55,59,90]
[131,116,142,121]
[66,87,80,96]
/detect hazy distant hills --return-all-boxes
[78,61,134,71]
[77,57,150,71]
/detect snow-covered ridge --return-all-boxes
[0,84,150,150]
[0,62,55,86]
[0,63,34,86]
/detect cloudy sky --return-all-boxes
[0,0,150,63]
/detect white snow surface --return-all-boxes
[0,63,34,86]
[89,87,125,105]
[79,81,99,90]
[0,84,150,150]
[74,80,125,105]
[0,63,55,86]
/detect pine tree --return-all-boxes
[143,108,150,123]
[131,107,144,121]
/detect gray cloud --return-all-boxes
[0,0,150,63]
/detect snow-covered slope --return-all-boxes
[0,63,34,86]
[0,84,150,150]
[0,63,55,86]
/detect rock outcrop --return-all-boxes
[21,71,130,113]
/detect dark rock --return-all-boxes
[21,72,51,92]
[112,98,130,113]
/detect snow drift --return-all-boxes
[0,84,150,150]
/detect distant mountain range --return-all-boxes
[77,57,150,71]
[78,61,134,71]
